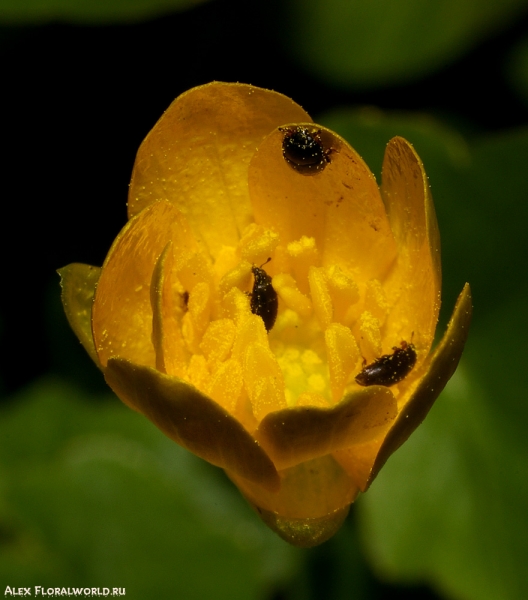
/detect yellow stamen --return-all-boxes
[243,343,286,420]
[238,223,280,265]
[272,273,313,318]
[354,311,382,361]
[364,279,389,325]
[325,323,361,402]
[207,358,243,413]
[308,266,333,328]
[200,318,237,367]
[325,265,360,325]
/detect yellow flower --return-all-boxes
[59,82,472,547]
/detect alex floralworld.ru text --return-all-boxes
[4,588,125,597]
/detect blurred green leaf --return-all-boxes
[284,0,528,89]
[321,109,528,599]
[0,0,209,25]
[0,379,296,599]
[359,356,528,600]
[506,35,528,107]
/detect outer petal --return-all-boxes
[128,82,312,257]
[367,283,472,487]
[104,357,280,492]
[58,263,101,367]
[249,125,398,282]
[381,137,442,353]
[256,386,397,471]
[92,200,198,369]
[228,453,358,533]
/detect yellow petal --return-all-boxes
[92,200,198,368]
[58,263,101,367]
[228,454,359,524]
[380,137,442,353]
[366,282,472,489]
[249,124,398,281]
[150,242,188,377]
[256,386,397,471]
[105,357,280,492]
[128,82,312,257]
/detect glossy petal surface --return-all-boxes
[249,125,398,281]
[129,82,312,257]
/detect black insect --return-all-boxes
[279,126,331,175]
[355,340,417,387]
[250,259,278,332]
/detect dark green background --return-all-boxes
[1,1,528,598]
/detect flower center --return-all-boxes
[165,222,400,428]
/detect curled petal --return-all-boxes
[256,386,398,471]
[381,137,442,353]
[105,357,280,492]
[92,200,198,369]
[150,242,187,377]
[58,263,101,367]
[367,282,472,488]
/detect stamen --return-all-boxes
[231,314,269,359]
[287,236,319,293]
[364,279,389,325]
[308,266,333,328]
[354,311,382,361]
[238,223,280,265]
[207,358,243,413]
[182,282,212,352]
[325,265,360,324]
[325,323,360,401]
[243,342,286,420]
[272,273,313,318]
[188,354,209,390]
[221,287,252,324]
[200,318,236,367]
[218,260,252,297]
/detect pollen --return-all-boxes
[238,223,280,265]
[161,223,405,423]
[308,266,333,328]
[272,273,313,317]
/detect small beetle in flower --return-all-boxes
[355,340,417,387]
[250,259,278,332]
[279,126,332,174]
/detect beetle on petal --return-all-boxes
[59,82,471,548]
